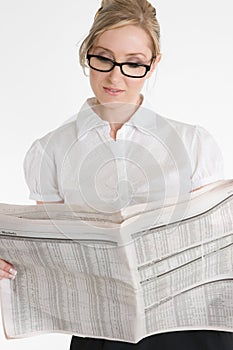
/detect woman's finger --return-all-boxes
[0,259,17,280]
[0,269,17,280]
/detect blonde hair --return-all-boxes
[79,0,160,72]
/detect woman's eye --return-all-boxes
[127,62,141,68]
[97,56,112,62]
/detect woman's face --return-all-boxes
[88,24,160,106]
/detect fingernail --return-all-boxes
[9,274,16,280]
[9,268,17,277]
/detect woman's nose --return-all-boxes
[108,65,123,82]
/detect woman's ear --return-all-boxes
[147,53,162,79]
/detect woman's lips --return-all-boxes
[103,87,124,96]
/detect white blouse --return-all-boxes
[24,97,224,212]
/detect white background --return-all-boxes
[0,0,232,348]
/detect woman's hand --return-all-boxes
[0,259,17,280]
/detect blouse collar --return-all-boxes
[75,95,158,139]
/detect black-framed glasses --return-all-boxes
[86,54,154,78]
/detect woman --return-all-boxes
[0,0,231,349]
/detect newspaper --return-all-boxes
[0,179,233,343]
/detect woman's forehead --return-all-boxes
[93,25,153,57]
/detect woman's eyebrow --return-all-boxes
[92,46,147,59]
[92,46,113,53]
[125,53,147,59]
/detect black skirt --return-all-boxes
[69,331,233,350]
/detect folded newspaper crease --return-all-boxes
[0,179,233,343]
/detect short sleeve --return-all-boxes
[191,126,225,189]
[23,139,63,202]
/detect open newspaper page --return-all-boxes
[0,210,142,342]
[0,180,233,343]
[121,180,233,340]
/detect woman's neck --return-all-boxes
[91,95,143,139]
